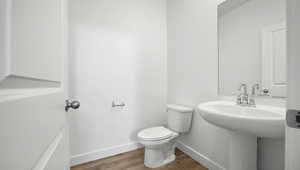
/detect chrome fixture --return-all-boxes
[249,83,260,106]
[237,84,249,106]
[251,84,260,96]
[112,101,125,108]
[65,99,80,112]
[236,83,257,107]
[261,88,270,96]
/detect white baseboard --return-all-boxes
[70,142,143,166]
[176,141,226,170]
[71,140,226,170]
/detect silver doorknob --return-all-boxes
[65,100,80,112]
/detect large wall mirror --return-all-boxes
[0,0,63,90]
[218,0,287,97]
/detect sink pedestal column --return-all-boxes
[229,132,257,170]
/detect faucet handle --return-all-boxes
[238,83,246,90]
[238,83,248,94]
[251,83,260,96]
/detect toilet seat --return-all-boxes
[138,126,177,141]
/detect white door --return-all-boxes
[0,92,69,170]
[286,0,300,170]
[0,0,71,169]
[262,23,287,98]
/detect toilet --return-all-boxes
[137,104,194,168]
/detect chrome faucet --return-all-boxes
[249,84,260,106]
[237,84,249,106]
[236,83,258,107]
[251,83,260,96]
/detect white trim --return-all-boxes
[33,132,63,170]
[62,0,69,98]
[5,0,11,76]
[0,87,63,103]
[70,142,143,166]
[176,141,226,170]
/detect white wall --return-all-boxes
[219,0,286,95]
[167,0,230,169]
[0,0,8,81]
[68,0,167,165]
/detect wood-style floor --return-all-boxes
[71,148,208,170]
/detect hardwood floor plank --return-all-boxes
[71,148,208,170]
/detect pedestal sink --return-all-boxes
[198,101,285,170]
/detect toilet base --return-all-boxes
[144,149,176,168]
[143,140,177,168]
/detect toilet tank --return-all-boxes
[167,104,194,133]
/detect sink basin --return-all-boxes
[198,101,286,170]
[198,101,285,138]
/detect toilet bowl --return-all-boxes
[138,126,179,168]
[137,104,194,168]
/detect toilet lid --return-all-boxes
[138,126,176,141]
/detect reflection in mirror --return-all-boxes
[0,0,62,90]
[218,0,286,97]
